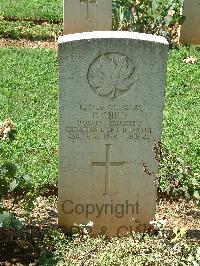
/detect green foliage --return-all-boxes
[0,210,22,230]
[0,163,24,231]
[0,161,33,197]
[164,46,200,169]
[113,0,184,42]
[39,227,66,265]
[0,161,34,231]
[0,163,16,197]
[0,17,62,40]
[0,0,62,21]
[0,48,58,188]
[160,45,200,200]
[156,142,199,201]
[43,227,67,252]
[40,228,200,265]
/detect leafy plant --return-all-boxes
[0,163,17,197]
[40,227,200,266]
[0,210,22,230]
[113,0,184,43]
[155,142,200,201]
[0,162,32,198]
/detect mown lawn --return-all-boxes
[160,46,200,198]
[0,0,63,40]
[164,46,200,172]
[0,45,199,193]
[0,48,58,188]
[0,19,62,40]
[0,0,62,21]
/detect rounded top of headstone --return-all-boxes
[59,31,168,45]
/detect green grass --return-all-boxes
[160,45,200,199]
[0,48,58,188]
[0,0,62,21]
[0,46,199,194]
[0,19,62,40]
[164,46,200,172]
[0,0,63,40]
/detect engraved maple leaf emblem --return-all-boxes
[88,53,136,99]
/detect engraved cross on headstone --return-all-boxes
[80,0,97,19]
[92,144,126,195]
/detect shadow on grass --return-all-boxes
[2,16,62,25]
[0,34,57,42]
[186,210,200,220]
[186,230,200,241]
[0,18,62,42]
[0,225,44,265]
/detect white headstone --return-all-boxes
[179,0,200,44]
[58,31,168,236]
[63,0,112,35]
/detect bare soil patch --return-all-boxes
[156,199,200,243]
[0,38,57,50]
[1,197,199,265]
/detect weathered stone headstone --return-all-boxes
[63,0,112,35]
[58,31,168,236]
[179,0,200,44]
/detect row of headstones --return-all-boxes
[63,0,200,44]
[58,0,197,236]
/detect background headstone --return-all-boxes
[63,0,112,35]
[58,31,168,236]
[179,0,200,44]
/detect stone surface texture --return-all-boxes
[179,0,200,44]
[58,31,168,236]
[63,0,112,35]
